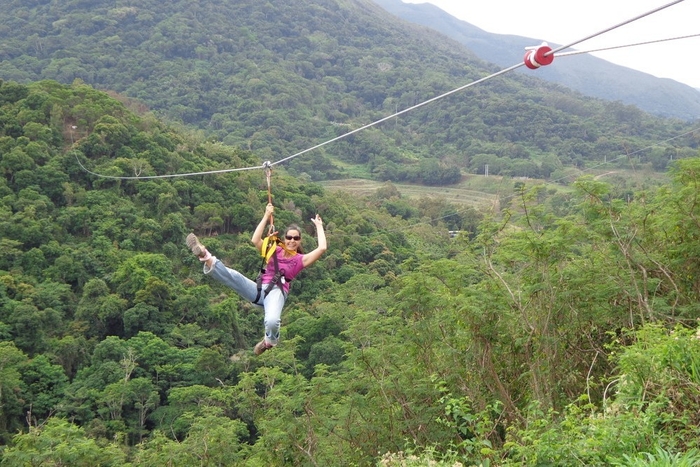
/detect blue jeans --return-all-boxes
[204,257,285,345]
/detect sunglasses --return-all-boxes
[285,235,301,241]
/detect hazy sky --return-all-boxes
[401,0,700,89]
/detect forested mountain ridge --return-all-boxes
[374,0,700,120]
[1,0,698,183]
[2,79,700,465]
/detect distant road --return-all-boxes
[594,171,618,180]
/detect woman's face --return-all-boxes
[284,229,301,251]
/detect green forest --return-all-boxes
[2,0,700,465]
[1,78,700,466]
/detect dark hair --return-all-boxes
[285,224,303,253]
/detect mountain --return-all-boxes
[373,0,700,121]
[1,0,697,183]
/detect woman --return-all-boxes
[186,203,327,355]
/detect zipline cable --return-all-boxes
[546,0,686,56]
[75,63,525,180]
[73,63,523,180]
[73,154,266,180]
[263,161,276,235]
[76,0,690,181]
[270,64,524,167]
[554,32,700,58]
[276,0,692,170]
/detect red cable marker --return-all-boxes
[524,42,554,69]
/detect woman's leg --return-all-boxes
[261,286,285,345]
[204,258,260,303]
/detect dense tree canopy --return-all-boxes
[1,79,700,465]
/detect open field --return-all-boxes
[319,167,669,210]
[319,177,504,209]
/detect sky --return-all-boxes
[401,0,700,89]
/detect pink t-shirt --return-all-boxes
[261,246,305,294]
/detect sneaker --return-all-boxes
[254,339,274,355]
[186,233,206,257]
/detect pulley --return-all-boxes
[524,42,554,69]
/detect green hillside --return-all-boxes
[1,0,698,184]
[2,79,700,465]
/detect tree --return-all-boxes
[128,377,160,443]
[20,354,70,426]
[0,342,28,443]
[112,253,175,302]
[133,408,250,466]
[4,301,62,355]
[1,417,128,466]
[1,147,35,182]
[0,239,22,271]
[47,335,90,380]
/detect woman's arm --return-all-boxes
[302,214,327,267]
[252,203,274,251]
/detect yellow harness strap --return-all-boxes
[261,235,296,262]
[261,235,277,262]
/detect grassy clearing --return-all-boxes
[320,176,504,209]
[319,164,670,213]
